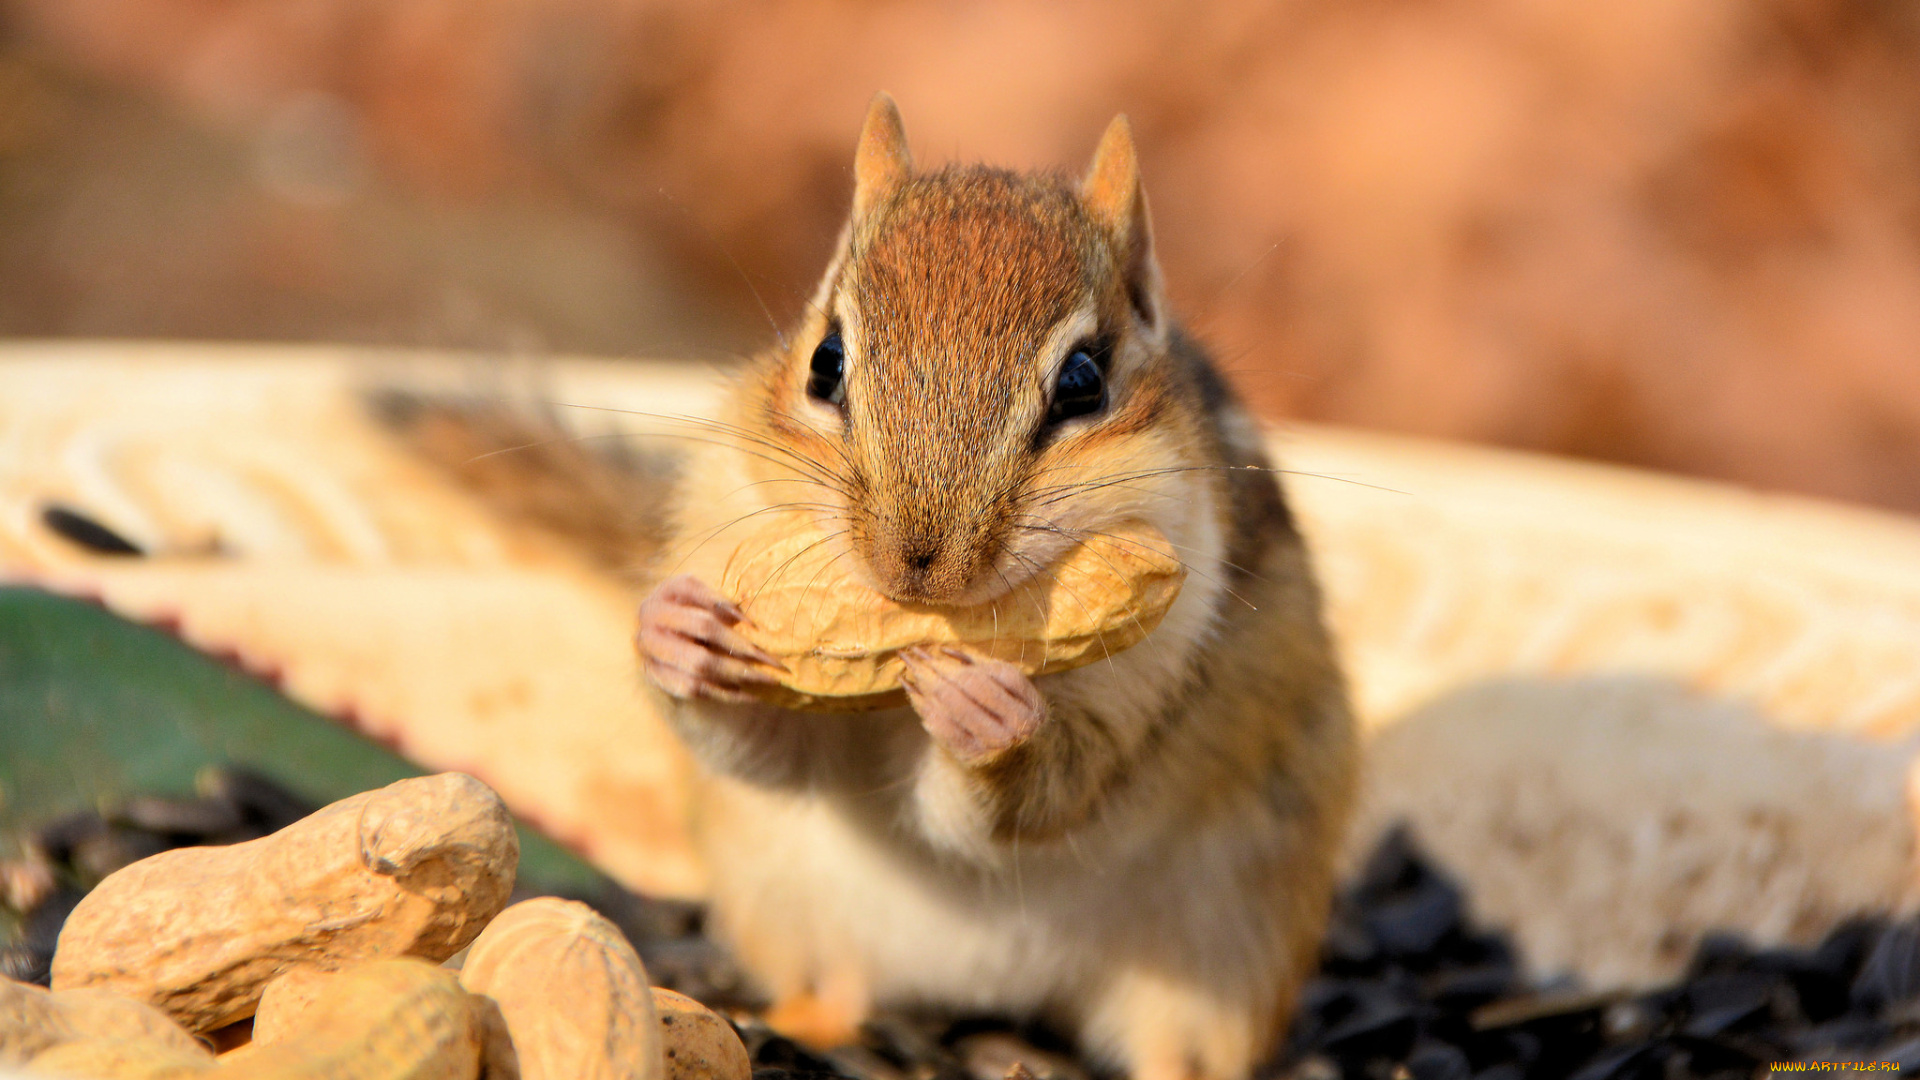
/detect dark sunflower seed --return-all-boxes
[40,503,144,556]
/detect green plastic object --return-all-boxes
[0,585,604,893]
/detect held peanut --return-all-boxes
[51,774,519,1033]
[720,517,1186,710]
[457,898,661,1080]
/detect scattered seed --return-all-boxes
[39,503,144,556]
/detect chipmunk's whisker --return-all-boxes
[742,527,851,610]
[1009,518,1257,613]
[671,506,846,578]
[542,402,859,491]
[1025,460,1409,500]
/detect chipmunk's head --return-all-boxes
[755,94,1207,605]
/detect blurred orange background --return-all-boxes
[3,0,1918,512]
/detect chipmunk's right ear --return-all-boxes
[1083,114,1164,334]
[853,92,913,220]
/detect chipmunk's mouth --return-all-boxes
[865,553,1003,607]
[842,518,1037,608]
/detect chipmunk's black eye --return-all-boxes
[1046,347,1106,425]
[807,330,846,406]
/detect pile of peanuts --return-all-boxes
[0,773,749,1080]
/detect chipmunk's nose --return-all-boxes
[891,538,965,603]
[861,521,988,605]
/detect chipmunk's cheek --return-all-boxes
[901,646,1045,765]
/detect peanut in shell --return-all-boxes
[1,978,77,1066]
[457,898,660,1080]
[51,773,518,1033]
[721,518,1186,710]
[25,1037,215,1079]
[249,967,334,1047]
[2,978,207,1068]
[650,989,747,1080]
[218,959,480,1080]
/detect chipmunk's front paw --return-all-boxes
[901,645,1044,765]
[637,574,787,704]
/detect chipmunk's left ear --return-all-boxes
[853,92,913,221]
[1082,115,1163,332]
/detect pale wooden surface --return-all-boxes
[1275,424,1920,740]
[5,340,1919,983]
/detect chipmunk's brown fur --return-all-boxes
[390,94,1356,1080]
[370,389,676,577]
[639,97,1359,1080]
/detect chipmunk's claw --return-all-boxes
[638,574,787,703]
[901,645,1044,765]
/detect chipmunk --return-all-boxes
[632,95,1358,1080]
[381,91,1355,1080]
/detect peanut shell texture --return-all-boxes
[649,989,748,1080]
[1,979,78,1066]
[457,898,661,1080]
[249,968,334,1048]
[2,978,208,1069]
[51,773,519,1033]
[722,518,1185,710]
[219,959,480,1080]
[24,1037,215,1079]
